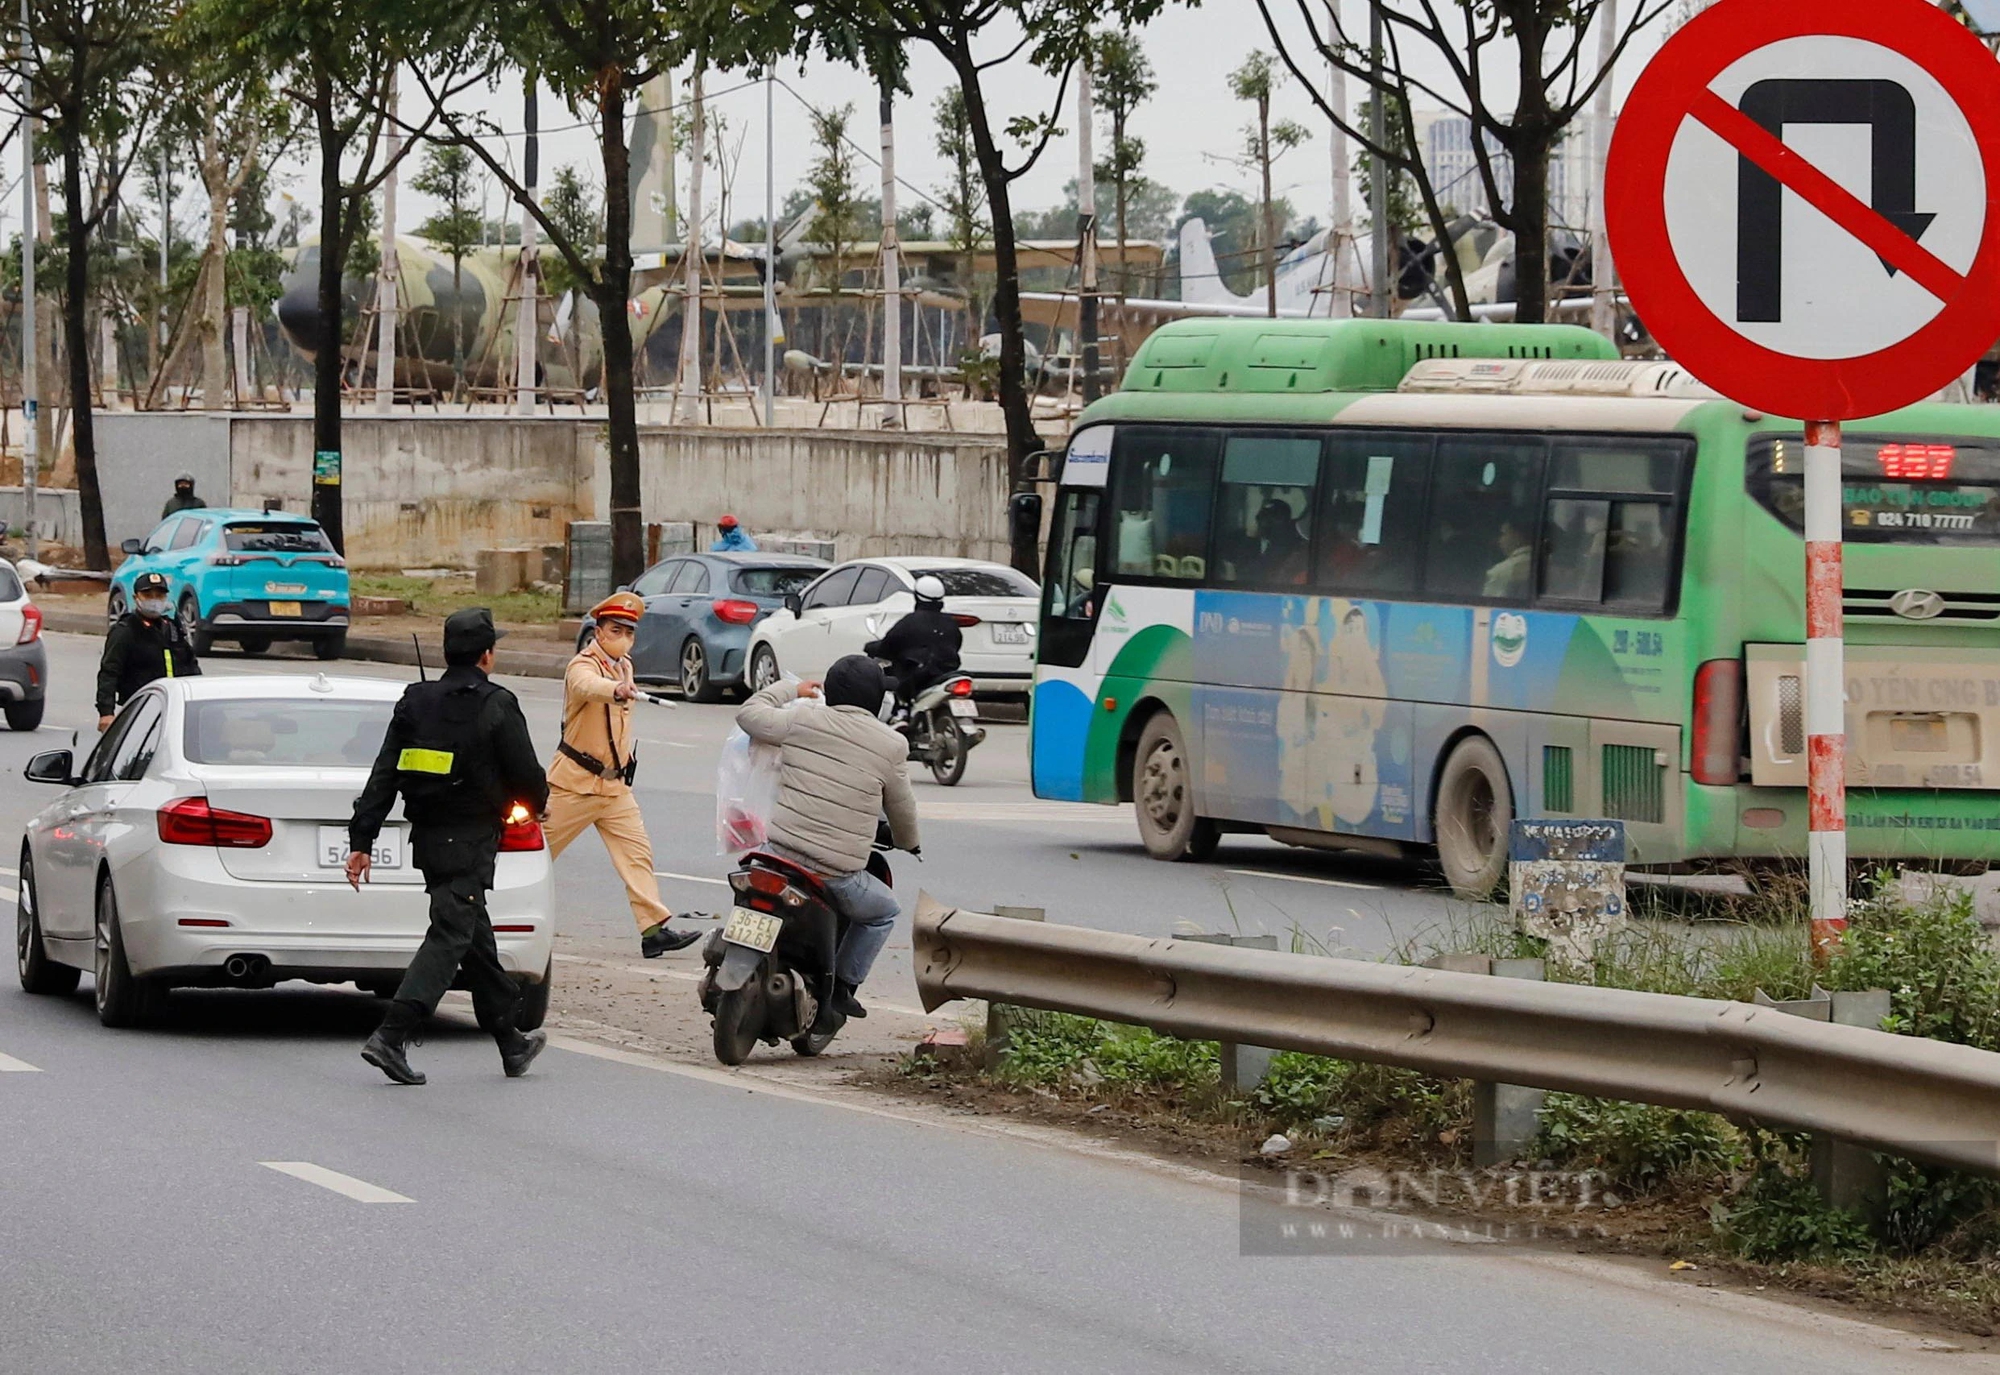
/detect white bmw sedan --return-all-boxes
[14,674,556,1028]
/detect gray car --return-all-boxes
[577,552,829,701]
[0,558,48,730]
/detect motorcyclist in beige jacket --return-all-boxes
[736,654,918,1021]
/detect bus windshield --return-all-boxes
[1748,435,2000,545]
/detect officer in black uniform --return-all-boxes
[347,608,551,1085]
[96,571,199,731]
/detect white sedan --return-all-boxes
[743,556,1040,698]
[15,674,556,1028]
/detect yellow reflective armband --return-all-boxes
[397,747,455,775]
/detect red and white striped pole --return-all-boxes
[1804,418,1847,958]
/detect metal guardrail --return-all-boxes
[912,896,2000,1177]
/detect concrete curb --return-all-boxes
[40,608,573,680]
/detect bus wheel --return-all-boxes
[1133,713,1219,862]
[1433,735,1512,900]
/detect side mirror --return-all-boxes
[25,749,75,786]
[783,592,803,617]
[120,538,143,556]
[1009,492,1044,558]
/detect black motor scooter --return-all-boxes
[698,829,897,1065]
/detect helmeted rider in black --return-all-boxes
[865,575,962,708]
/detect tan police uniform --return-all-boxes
[543,625,675,936]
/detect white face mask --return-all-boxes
[136,595,169,617]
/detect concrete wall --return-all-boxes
[0,487,84,548]
[92,413,233,550]
[616,427,1012,564]
[81,413,1008,570]
[230,416,597,570]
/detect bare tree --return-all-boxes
[1255,0,1670,322]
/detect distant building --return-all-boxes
[1411,111,1599,230]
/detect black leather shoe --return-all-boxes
[499,1028,547,1078]
[642,923,704,958]
[810,996,848,1038]
[361,1030,426,1085]
[835,979,868,1020]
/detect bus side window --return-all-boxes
[1214,435,1321,587]
[1049,493,1102,619]
[1541,439,1685,613]
[1317,436,1431,596]
[1424,438,1546,603]
[1109,428,1220,579]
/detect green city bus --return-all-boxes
[1028,318,2000,897]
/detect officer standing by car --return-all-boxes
[95,571,199,730]
[546,591,702,958]
[346,607,551,1086]
[161,470,205,518]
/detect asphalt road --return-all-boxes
[3,633,1988,1371]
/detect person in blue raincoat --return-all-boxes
[711,514,758,552]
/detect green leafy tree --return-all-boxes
[8,0,164,568]
[1226,51,1309,318]
[411,143,482,395]
[1088,27,1154,293]
[400,0,793,584]
[796,0,1185,572]
[539,163,601,299]
[803,102,864,295]
[197,0,425,551]
[931,85,987,327]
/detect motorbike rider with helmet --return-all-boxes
[865,574,962,711]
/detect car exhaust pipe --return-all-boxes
[223,954,271,983]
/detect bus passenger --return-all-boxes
[1483,520,1534,601]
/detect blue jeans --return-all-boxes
[820,868,901,988]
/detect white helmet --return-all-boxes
[913,574,947,606]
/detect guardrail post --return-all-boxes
[1184,933,1279,1091]
[1428,954,1551,1168]
[1755,985,1890,1221]
[982,906,1045,1069]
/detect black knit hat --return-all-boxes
[823,654,887,712]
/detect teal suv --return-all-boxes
[112,509,350,659]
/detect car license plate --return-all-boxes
[948,698,978,718]
[266,582,307,595]
[722,906,782,952]
[991,622,1030,645]
[1890,716,1951,753]
[321,826,401,869]
[270,601,303,617]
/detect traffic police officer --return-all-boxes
[96,571,199,730]
[546,591,701,958]
[347,607,551,1085]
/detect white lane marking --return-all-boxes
[0,864,17,876]
[0,1051,41,1072]
[259,1162,413,1204]
[0,887,17,903]
[637,737,695,749]
[551,952,937,1020]
[654,870,728,886]
[1225,868,1382,892]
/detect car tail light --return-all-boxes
[951,613,981,627]
[499,802,545,852]
[157,797,273,848]
[17,602,40,644]
[712,598,760,625]
[948,678,973,697]
[1691,658,1744,787]
[492,923,536,934]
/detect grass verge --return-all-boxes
[892,881,2000,1334]
[352,574,564,625]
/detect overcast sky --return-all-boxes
[0,0,1684,250]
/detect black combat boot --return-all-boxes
[834,979,868,1020]
[496,1025,548,1078]
[361,1001,427,1085]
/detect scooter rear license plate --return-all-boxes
[722,906,782,953]
[948,698,978,718]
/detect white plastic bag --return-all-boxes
[715,727,783,855]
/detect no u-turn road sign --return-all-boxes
[1607,0,2000,420]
